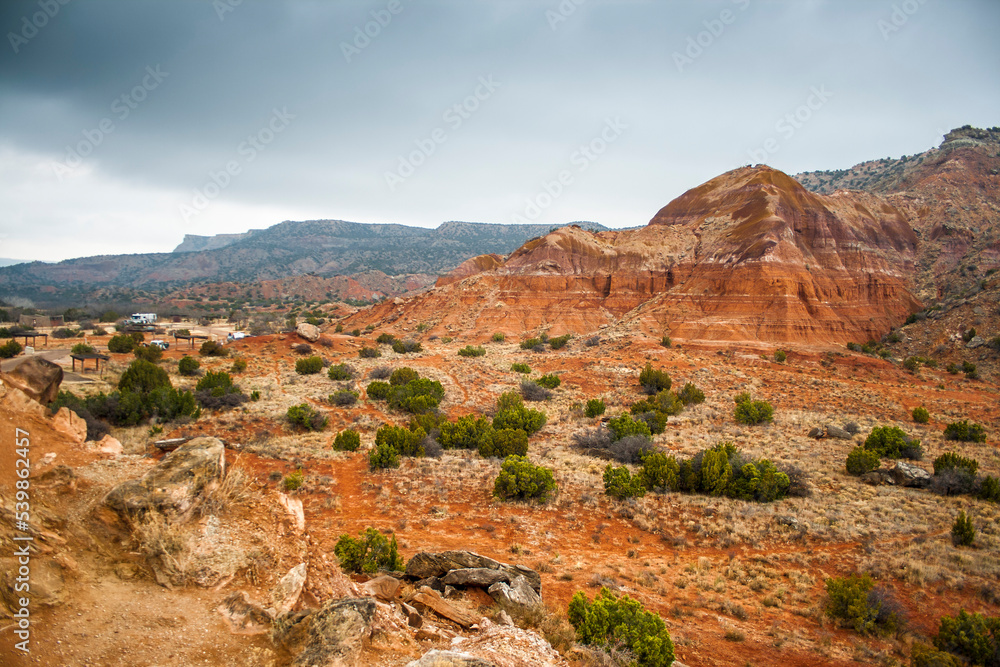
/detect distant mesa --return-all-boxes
[172,230,264,253]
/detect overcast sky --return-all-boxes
[0,0,997,262]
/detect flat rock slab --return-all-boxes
[406,650,496,667]
[890,461,932,488]
[441,568,511,589]
[406,586,480,628]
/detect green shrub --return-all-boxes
[933,609,1000,665]
[963,361,979,380]
[387,377,444,414]
[639,363,672,394]
[847,342,863,352]
[457,345,486,358]
[774,349,786,362]
[391,339,422,354]
[478,428,529,459]
[531,373,559,390]
[963,327,977,343]
[584,398,605,418]
[107,334,136,353]
[327,363,355,380]
[912,406,930,424]
[0,338,24,359]
[439,414,493,450]
[389,367,419,386]
[607,413,652,441]
[492,332,505,343]
[199,339,228,357]
[726,459,790,502]
[677,382,705,405]
[333,429,361,451]
[286,403,327,431]
[980,475,1000,503]
[520,337,543,350]
[603,464,645,500]
[951,511,976,547]
[71,342,96,355]
[230,358,248,373]
[511,363,531,374]
[295,356,324,375]
[376,333,397,345]
[548,334,572,350]
[660,335,672,348]
[933,452,979,476]
[119,359,171,394]
[846,447,880,476]
[359,346,381,358]
[178,355,200,376]
[282,470,304,491]
[904,356,921,373]
[132,343,163,363]
[944,420,986,443]
[194,371,241,406]
[375,424,426,457]
[493,455,557,502]
[733,394,774,425]
[492,392,546,435]
[334,527,404,573]
[825,574,906,637]
[366,381,391,400]
[368,442,400,470]
[568,588,674,667]
[946,362,960,374]
[911,643,964,667]
[639,451,680,492]
[864,426,913,458]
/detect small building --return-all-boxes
[18,314,64,328]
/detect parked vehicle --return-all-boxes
[150,339,169,350]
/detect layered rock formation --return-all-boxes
[345,166,922,344]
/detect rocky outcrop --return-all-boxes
[272,563,308,615]
[487,577,541,611]
[1,356,63,405]
[296,322,321,342]
[341,166,921,344]
[889,461,932,488]
[406,551,541,593]
[406,650,496,667]
[274,597,376,667]
[362,575,401,601]
[104,437,225,521]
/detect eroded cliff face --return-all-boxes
[345,166,922,344]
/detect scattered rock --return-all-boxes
[274,597,376,667]
[807,427,824,439]
[487,576,541,612]
[271,563,308,616]
[296,322,321,342]
[363,574,401,601]
[415,576,445,593]
[277,492,305,534]
[104,436,225,521]
[775,515,801,530]
[217,591,273,635]
[889,461,932,488]
[860,470,896,486]
[93,434,123,456]
[824,425,852,440]
[51,407,87,444]
[400,601,423,628]
[496,610,514,627]
[966,336,985,349]
[0,356,63,405]
[406,551,540,593]
[406,649,496,667]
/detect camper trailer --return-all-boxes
[129,313,157,325]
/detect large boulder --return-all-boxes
[296,323,321,342]
[362,574,401,601]
[406,551,541,593]
[824,425,853,440]
[0,356,63,405]
[271,563,308,615]
[487,576,541,612]
[889,461,932,488]
[274,597,376,667]
[104,437,226,521]
[51,407,87,444]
